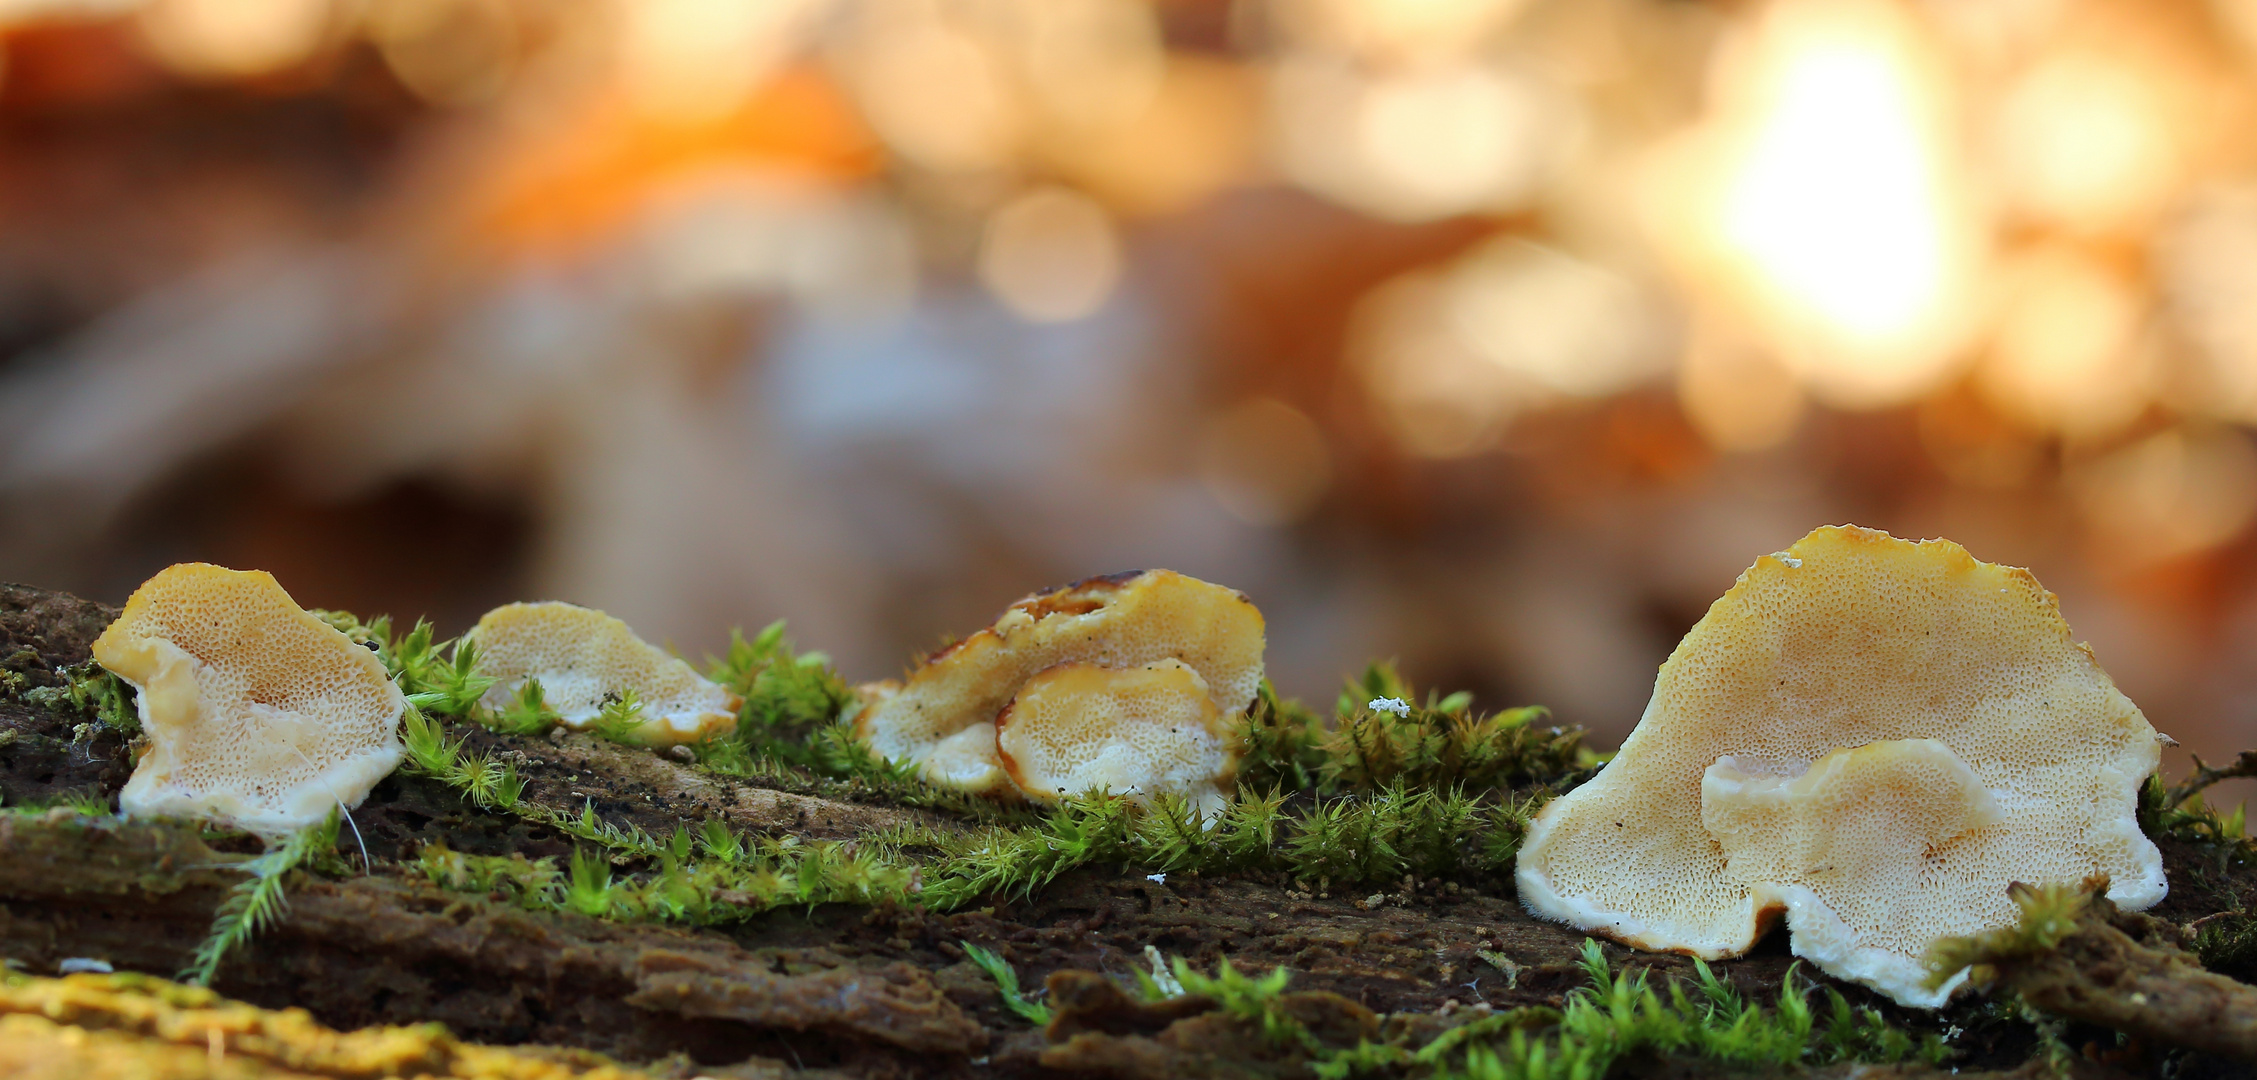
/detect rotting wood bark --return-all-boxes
[5,580,2257,1079]
[469,725,968,842]
[1959,893,2257,1065]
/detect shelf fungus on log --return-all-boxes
[1514,525,2167,1008]
[469,602,739,747]
[92,563,406,836]
[997,660,1240,815]
[852,570,1264,806]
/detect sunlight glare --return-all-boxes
[1686,0,1978,407]
[1721,11,1941,348]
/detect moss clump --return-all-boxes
[1321,664,1579,793]
[1431,941,1948,1079]
[1037,941,1944,1080]
[1927,880,2257,1066]
[299,610,1592,939]
[963,941,1055,1025]
[20,658,137,736]
[183,810,345,987]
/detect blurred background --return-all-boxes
[0,0,2253,789]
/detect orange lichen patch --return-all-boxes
[996,660,1239,814]
[851,570,1265,798]
[470,602,739,747]
[1514,525,2166,1008]
[0,970,652,1079]
[92,564,405,836]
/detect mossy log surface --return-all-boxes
[4,581,2257,1079]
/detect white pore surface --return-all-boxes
[852,569,1264,794]
[471,601,737,746]
[996,659,1235,811]
[1514,526,2166,1007]
[1701,740,2005,1005]
[923,721,1012,793]
[96,564,405,836]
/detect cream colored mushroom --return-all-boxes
[1514,525,2166,1008]
[851,569,1265,799]
[92,563,405,836]
[470,602,738,747]
[996,660,1239,814]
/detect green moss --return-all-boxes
[1236,680,1327,792]
[2139,754,2257,883]
[963,942,1053,1025]
[183,811,341,987]
[3,786,116,817]
[587,690,647,743]
[1321,664,1577,794]
[1444,942,1947,1080]
[2195,910,2257,981]
[379,620,497,718]
[706,621,854,756]
[21,660,137,736]
[1923,881,2094,992]
[1103,942,1943,1080]
[487,679,560,737]
[359,600,1608,927]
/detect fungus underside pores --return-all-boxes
[1514,525,2167,1008]
[69,540,2186,1025]
[74,566,1584,934]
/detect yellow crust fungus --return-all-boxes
[92,563,405,836]
[996,660,1239,814]
[851,569,1265,800]
[1514,525,2166,1008]
[469,602,739,747]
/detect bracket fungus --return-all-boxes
[1514,525,2167,1008]
[852,570,1264,805]
[996,660,1239,814]
[92,563,405,836]
[470,602,739,747]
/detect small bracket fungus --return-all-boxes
[996,660,1239,815]
[92,563,406,836]
[1514,526,2167,1008]
[470,602,739,747]
[852,570,1265,804]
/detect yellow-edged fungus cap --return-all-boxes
[996,660,1239,814]
[850,569,1265,797]
[469,602,738,747]
[1514,525,2166,1008]
[93,563,405,836]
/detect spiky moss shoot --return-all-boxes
[2194,909,2257,981]
[414,817,921,927]
[385,619,497,718]
[1322,664,1579,793]
[2139,752,2257,879]
[183,810,343,987]
[318,608,1598,929]
[709,621,854,748]
[1077,943,1944,1080]
[488,678,560,736]
[1236,679,1327,792]
[963,942,1054,1025]
[1446,941,1948,1080]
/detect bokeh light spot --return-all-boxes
[978,187,1122,323]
